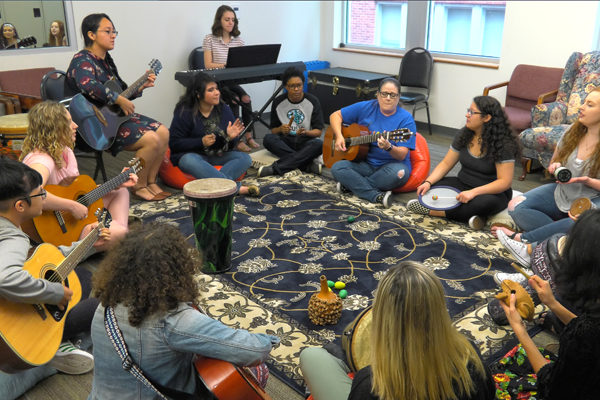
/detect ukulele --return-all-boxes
[322,123,414,168]
[194,357,273,400]
[0,210,111,373]
[69,59,163,151]
[22,158,144,247]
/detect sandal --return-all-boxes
[131,186,168,201]
[246,137,261,149]
[247,185,260,197]
[236,140,252,152]
[147,181,173,198]
[491,223,518,239]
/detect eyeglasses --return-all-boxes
[13,189,47,207]
[378,91,399,99]
[99,29,118,37]
[286,84,303,90]
[466,109,484,117]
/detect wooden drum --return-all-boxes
[183,178,238,273]
[341,305,372,372]
[0,113,28,160]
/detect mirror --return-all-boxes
[0,1,72,51]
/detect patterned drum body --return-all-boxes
[0,114,28,160]
[184,178,238,273]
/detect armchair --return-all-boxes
[483,64,563,133]
[519,51,600,180]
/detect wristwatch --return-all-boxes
[386,144,394,152]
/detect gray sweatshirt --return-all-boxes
[0,216,96,304]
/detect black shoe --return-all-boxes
[257,165,275,177]
[375,191,392,208]
[336,182,350,193]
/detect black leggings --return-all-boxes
[435,177,512,223]
[62,267,100,341]
[222,84,252,133]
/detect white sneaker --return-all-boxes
[493,271,532,287]
[497,230,531,267]
[336,182,350,194]
[375,191,392,208]
[48,340,94,375]
[468,215,485,230]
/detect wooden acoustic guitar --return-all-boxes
[23,157,144,247]
[69,59,163,151]
[322,123,413,168]
[0,210,111,373]
[195,356,272,400]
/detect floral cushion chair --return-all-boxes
[519,51,600,180]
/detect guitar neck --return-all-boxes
[56,223,102,280]
[79,170,130,207]
[348,132,389,147]
[121,69,153,100]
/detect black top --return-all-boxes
[537,313,600,400]
[451,132,515,189]
[269,92,324,131]
[348,361,495,400]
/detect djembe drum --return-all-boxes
[0,113,29,160]
[342,305,373,372]
[183,178,238,274]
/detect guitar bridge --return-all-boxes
[54,211,67,234]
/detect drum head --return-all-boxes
[183,178,238,199]
[342,306,372,372]
[419,186,461,211]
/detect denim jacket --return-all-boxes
[88,303,279,400]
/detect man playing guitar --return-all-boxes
[0,157,109,374]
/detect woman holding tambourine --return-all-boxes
[493,87,600,267]
[408,96,519,230]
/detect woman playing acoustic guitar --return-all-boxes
[88,222,278,399]
[330,78,417,209]
[65,13,170,201]
[21,102,135,252]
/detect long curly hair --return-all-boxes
[457,96,521,162]
[556,209,600,314]
[553,86,600,177]
[48,20,65,46]
[20,102,73,168]
[211,5,240,37]
[92,223,204,327]
[371,261,487,400]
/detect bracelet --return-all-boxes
[424,180,433,186]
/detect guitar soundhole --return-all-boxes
[43,270,69,322]
[76,194,88,208]
[344,138,351,148]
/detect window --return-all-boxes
[342,1,506,61]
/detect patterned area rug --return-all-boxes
[130,171,544,394]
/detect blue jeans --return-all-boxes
[509,183,600,244]
[331,160,410,202]
[263,134,323,174]
[178,151,252,191]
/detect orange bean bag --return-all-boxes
[159,147,245,190]
[392,132,430,193]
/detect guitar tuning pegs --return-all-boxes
[94,208,101,217]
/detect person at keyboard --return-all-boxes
[203,5,259,152]
[257,67,324,177]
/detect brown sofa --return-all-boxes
[0,67,55,114]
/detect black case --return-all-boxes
[307,68,394,117]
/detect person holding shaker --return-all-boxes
[492,87,600,267]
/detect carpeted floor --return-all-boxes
[131,170,549,394]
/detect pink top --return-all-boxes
[22,148,79,185]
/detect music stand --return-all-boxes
[221,44,283,137]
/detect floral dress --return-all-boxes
[66,50,162,156]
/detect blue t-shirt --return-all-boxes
[341,100,417,169]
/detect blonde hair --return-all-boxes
[554,86,600,177]
[20,101,73,169]
[370,261,487,400]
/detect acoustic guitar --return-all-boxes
[0,210,111,373]
[5,35,37,49]
[23,157,144,247]
[69,59,163,151]
[194,356,272,400]
[322,123,413,168]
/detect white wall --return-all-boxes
[0,1,321,126]
[320,1,600,131]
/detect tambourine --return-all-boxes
[418,186,461,211]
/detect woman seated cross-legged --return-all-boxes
[330,78,417,209]
[88,222,279,399]
[492,87,600,266]
[300,261,495,400]
[169,72,259,196]
[408,96,519,230]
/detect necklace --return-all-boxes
[584,135,599,151]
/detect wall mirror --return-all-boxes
[0,1,75,52]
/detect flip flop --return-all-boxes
[246,137,261,148]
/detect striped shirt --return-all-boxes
[202,34,245,65]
